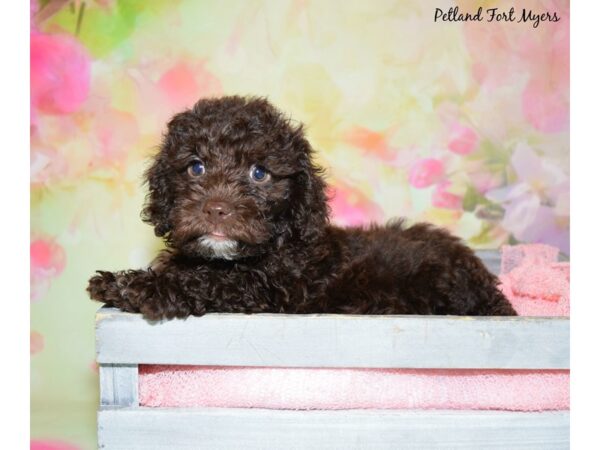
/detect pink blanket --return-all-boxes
[499,244,569,316]
[140,367,568,411]
[139,244,569,411]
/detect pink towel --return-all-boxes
[139,244,569,411]
[499,244,570,316]
[139,366,568,411]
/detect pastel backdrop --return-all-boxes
[30,0,569,448]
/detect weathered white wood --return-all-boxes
[97,407,569,450]
[475,249,502,275]
[99,364,139,407]
[96,308,568,369]
[475,249,568,276]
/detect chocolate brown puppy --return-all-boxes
[87,96,516,320]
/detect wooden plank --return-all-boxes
[96,308,568,369]
[475,249,502,275]
[99,364,139,407]
[97,407,569,450]
[475,249,568,276]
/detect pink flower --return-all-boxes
[328,184,384,227]
[432,181,462,210]
[158,62,222,111]
[93,108,139,163]
[447,124,478,155]
[31,331,44,355]
[30,440,80,450]
[408,158,444,188]
[30,33,91,115]
[31,237,66,302]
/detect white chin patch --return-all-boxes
[198,236,238,260]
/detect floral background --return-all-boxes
[30,0,569,447]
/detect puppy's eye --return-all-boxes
[188,161,205,177]
[250,165,270,183]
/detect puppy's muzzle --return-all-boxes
[203,200,234,224]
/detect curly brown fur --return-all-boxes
[87,96,517,320]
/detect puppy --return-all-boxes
[87,96,516,320]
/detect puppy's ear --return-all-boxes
[288,126,330,242]
[141,146,173,237]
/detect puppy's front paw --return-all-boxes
[87,271,141,314]
[88,270,142,312]
[87,271,119,303]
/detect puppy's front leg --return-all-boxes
[87,269,193,320]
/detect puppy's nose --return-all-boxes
[202,200,233,220]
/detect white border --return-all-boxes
[1,2,29,449]
[571,0,599,447]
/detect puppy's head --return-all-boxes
[142,96,329,260]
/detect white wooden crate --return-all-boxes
[96,251,569,449]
